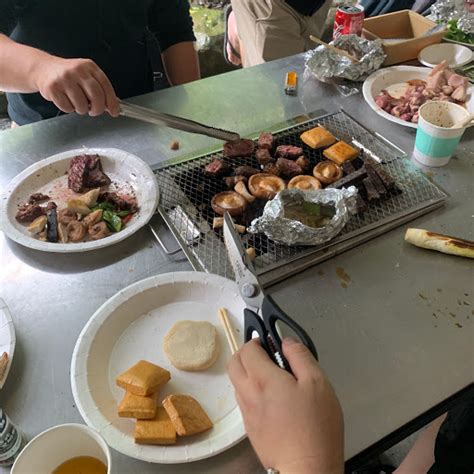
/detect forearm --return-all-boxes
[161,41,200,86]
[0,34,51,92]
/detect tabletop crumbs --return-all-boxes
[463,301,470,306]
[170,140,180,151]
[418,292,428,300]
[437,289,442,293]
[336,267,351,288]
[455,323,463,328]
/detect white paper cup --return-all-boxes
[413,101,470,167]
[11,423,111,474]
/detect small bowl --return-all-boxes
[12,423,111,474]
[419,43,473,68]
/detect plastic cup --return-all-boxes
[413,101,470,167]
[11,423,111,474]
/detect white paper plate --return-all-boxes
[71,272,246,464]
[0,148,159,253]
[419,43,473,68]
[0,298,16,389]
[363,66,474,129]
[443,37,474,51]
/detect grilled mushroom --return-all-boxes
[66,220,86,242]
[313,161,343,185]
[211,191,247,217]
[88,221,111,240]
[248,173,286,200]
[58,208,78,225]
[234,181,255,203]
[288,175,322,191]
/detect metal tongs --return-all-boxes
[119,100,240,142]
[223,213,318,372]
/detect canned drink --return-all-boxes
[333,5,365,40]
[0,409,25,466]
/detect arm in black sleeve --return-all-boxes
[148,0,195,52]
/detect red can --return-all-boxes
[333,5,365,40]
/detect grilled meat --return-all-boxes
[262,163,281,176]
[223,139,255,158]
[275,145,303,160]
[276,158,303,178]
[295,155,311,173]
[99,192,138,213]
[258,132,274,150]
[256,148,273,166]
[68,154,111,192]
[15,203,46,223]
[28,193,50,203]
[204,159,231,178]
[234,166,260,178]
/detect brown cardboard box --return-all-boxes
[363,10,444,66]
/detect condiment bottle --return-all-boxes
[0,409,25,466]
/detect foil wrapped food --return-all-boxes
[432,0,473,34]
[248,187,358,246]
[305,35,385,83]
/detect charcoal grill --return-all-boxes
[152,109,447,287]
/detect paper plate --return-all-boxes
[443,37,474,51]
[0,148,159,253]
[363,66,474,129]
[71,272,246,464]
[0,298,16,389]
[419,43,473,68]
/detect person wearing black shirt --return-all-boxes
[0,0,199,125]
[227,0,331,67]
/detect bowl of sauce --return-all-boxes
[12,424,111,474]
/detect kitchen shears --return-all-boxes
[223,213,318,372]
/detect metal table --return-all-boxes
[0,54,473,473]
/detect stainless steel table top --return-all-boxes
[1,54,473,473]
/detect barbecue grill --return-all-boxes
[152,109,447,287]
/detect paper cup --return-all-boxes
[11,424,111,474]
[413,101,470,167]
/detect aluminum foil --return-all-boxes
[305,35,385,83]
[432,0,474,33]
[248,187,358,246]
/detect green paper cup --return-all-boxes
[413,101,470,167]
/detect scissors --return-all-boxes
[223,212,318,373]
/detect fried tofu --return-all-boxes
[300,127,337,149]
[116,360,170,396]
[118,390,158,420]
[323,141,359,165]
[162,394,213,436]
[134,407,177,445]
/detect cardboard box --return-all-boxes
[363,10,444,66]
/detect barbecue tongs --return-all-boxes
[223,213,318,373]
[119,100,240,142]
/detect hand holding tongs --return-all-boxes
[119,100,240,142]
[223,213,318,372]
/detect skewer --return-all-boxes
[218,308,239,354]
[309,35,359,63]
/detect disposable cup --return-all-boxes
[413,101,470,167]
[11,423,111,474]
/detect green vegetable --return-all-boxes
[92,202,115,212]
[445,19,474,45]
[102,210,122,232]
[116,210,131,217]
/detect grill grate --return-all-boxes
[154,110,446,284]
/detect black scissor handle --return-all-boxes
[244,295,318,373]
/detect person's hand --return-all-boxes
[33,56,120,117]
[228,338,344,474]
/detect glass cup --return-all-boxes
[413,101,470,167]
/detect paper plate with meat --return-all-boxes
[363,64,473,128]
[0,148,159,252]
